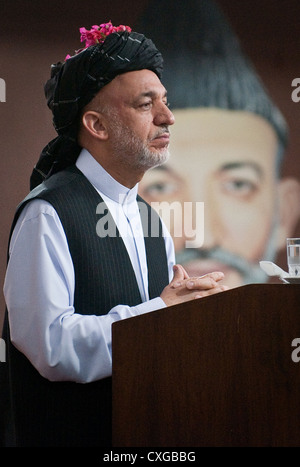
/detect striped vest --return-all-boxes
[5,165,169,447]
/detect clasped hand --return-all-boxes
[160,264,229,307]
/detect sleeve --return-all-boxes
[3,199,171,384]
[161,216,176,283]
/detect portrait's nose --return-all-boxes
[195,196,219,251]
[187,182,218,251]
[202,218,218,250]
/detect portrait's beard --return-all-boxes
[175,246,269,284]
[108,113,170,171]
[175,224,279,285]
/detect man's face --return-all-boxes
[99,69,175,172]
[139,107,283,287]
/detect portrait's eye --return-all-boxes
[218,164,262,200]
[221,178,258,196]
[143,181,178,197]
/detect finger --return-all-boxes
[194,285,229,299]
[170,264,190,288]
[177,264,190,280]
[186,271,225,290]
[172,264,190,280]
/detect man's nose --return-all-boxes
[154,103,175,127]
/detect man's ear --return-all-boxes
[276,177,300,249]
[81,111,109,140]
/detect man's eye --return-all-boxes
[140,101,152,109]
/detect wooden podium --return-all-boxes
[112,284,300,447]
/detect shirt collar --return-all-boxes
[75,149,138,205]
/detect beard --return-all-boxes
[175,246,269,285]
[107,112,170,171]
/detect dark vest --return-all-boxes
[3,165,169,447]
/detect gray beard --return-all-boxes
[108,114,170,171]
[175,211,280,285]
[175,246,269,284]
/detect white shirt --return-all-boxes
[4,149,175,383]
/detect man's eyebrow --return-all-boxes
[219,161,264,179]
[136,90,168,100]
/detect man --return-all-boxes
[136,0,300,288]
[2,23,227,447]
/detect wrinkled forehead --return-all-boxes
[94,69,166,104]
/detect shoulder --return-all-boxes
[17,198,58,222]
[22,166,84,203]
[13,166,86,223]
[12,199,63,241]
[9,198,66,256]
